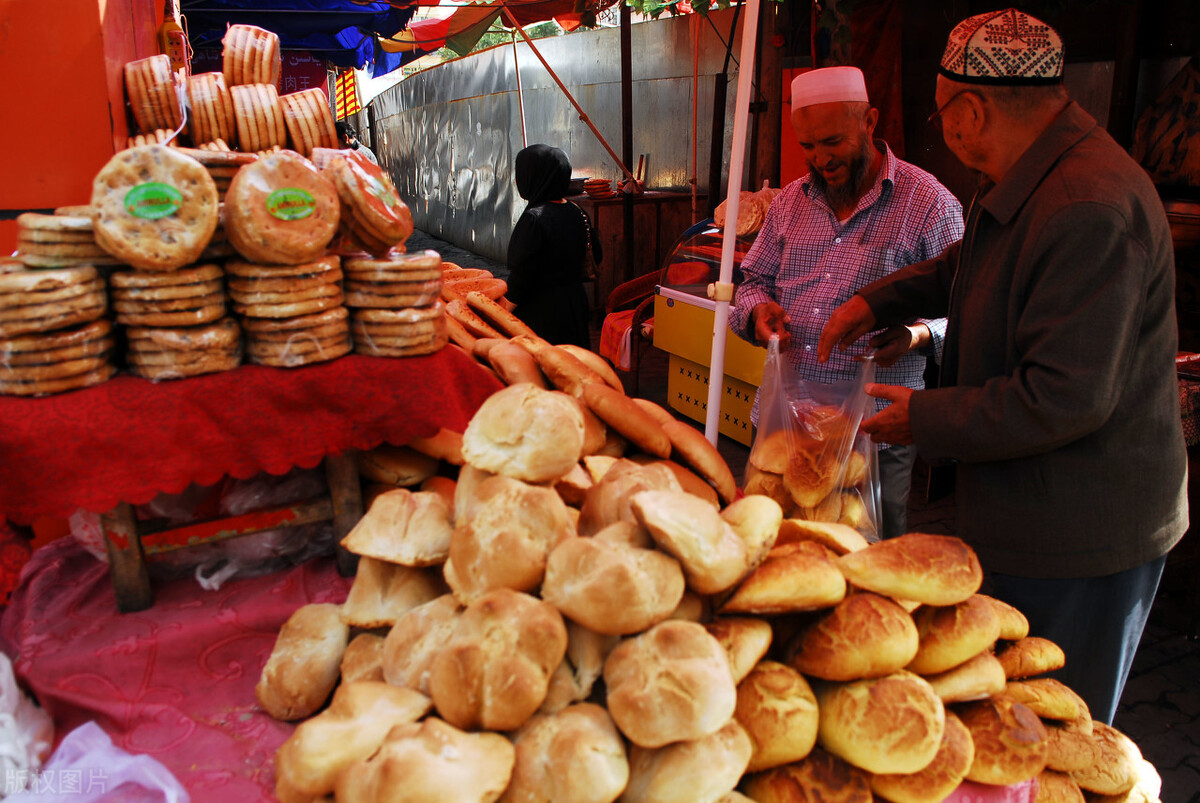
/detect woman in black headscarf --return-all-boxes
[505,144,601,348]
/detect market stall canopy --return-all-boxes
[182,0,618,78]
[181,0,418,72]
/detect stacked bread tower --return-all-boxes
[254,328,1163,802]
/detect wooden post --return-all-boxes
[325,451,363,578]
[101,502,152,613]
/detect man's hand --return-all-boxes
[861,384,914,445]
[868,323,931,367]
[752,302,791,349]
[817,295,876,362]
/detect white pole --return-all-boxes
[704,0,760,445]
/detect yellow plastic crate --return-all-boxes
[653,289,766,386]
[666,354,758,446]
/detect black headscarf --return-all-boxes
[514,144,571,205]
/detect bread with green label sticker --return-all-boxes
[91,145,220,271]
[225,149,340,265]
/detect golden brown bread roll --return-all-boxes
[461,382,586,483]
[996,636,1067,680]
[631,489,749,595]
[357,443,440,487]
[923,649,1008,703]
[553,461,594,507]
[817,670,946,774]
[743,465,793,514]
[443,475,575,604]
[581,381,672,458]
[775,518,869,554]
[704,617,774,685]
[334,717,515,803]
[502,704,629,803]
[274,682,431,799]
[787,592,919,681]
[603,620,737,748]
[381,593,461,695]
[621,719,752,803]
[1043,717,1099,773]
[632,397,676,427]
[1034,769,1086,803]
[980,593,1031,640]
[531,343,610,397]
[419,474,457,509]
[255,603,348,721]
[340,488,454,567]
[488,340,548,388]
[742,748,873,803]
[429,588,568,732]
[906,594,1004,675]
[340,632,386,684]
[719,493,782,569]
[340,556,448,629]
[541,534,685,636]
[1004,678,1091,724]
[562,392,609,455]
[748,429,791,474]
[867,710,974,803]
[720,540,846,615]
[1068,721,1142,796]
[783,439,843,509]
[538,621,621,716]
[735,660,819,772]
[660,419,738,504]
[628,456,720,507]
[558,342,624,391]
[406,427,465,465]
[577,459,681,536]
[835,532,983,606]
[958,694,1048,785]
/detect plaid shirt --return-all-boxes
[731,141,963,414]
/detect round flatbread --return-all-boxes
[0,292,106,323]
[352,302,443,324]
[128,351,240,380]
[0,319,112,354]
[90,145,220,271]
[234,293,343,318]
[329,152,413,245]
[111,279,224,301]
[110,263,223,288]
[228,283,341,305]
[17,229,97,245]
[224,255,339,279]
[0,266,98,294]
[239,305,348,332]
[246,320,348,343]
[353,332,447,358]
[0,279,104,309]
[227,267,342,294]
[114,292,226,315]
[250,337,350,367]
[0,334,114,366]
[0,362,116,396]
[0,355,111,383]
[116,304,226,327]
[343,250,440,277]
[17,213,93,233]
[224,151,340,266]
[126,317,241,351]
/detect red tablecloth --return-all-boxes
[0,350,502,524]
[1,536,352,801]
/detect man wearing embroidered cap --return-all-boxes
[819,9,1186,724]
[731,65,963,540]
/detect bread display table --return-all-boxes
[0,349,502,611]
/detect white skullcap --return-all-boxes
[791,66,869,109]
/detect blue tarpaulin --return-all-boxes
[181,0,418,73]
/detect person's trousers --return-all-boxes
[877,443,916,540]
[988,555,1167,725]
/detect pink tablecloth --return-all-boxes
[1,537,352,801]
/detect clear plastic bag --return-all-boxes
[3,721,188,802]
[744,336,882,540]
[0,652,53,793]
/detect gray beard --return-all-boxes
[810,140,874,210]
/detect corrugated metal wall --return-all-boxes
[370,9,745,263]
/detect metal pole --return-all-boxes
[704,0,760,445]
[502,7,638,185]
[511,31,528,148]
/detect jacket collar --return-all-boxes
[979,101,1096,224]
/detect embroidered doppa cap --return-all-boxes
[791,66,869,109]
[940,8,1064,85]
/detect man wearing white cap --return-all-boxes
[730,65,963,540]
[819,9,1187,724]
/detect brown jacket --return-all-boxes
[859,102,1187,578]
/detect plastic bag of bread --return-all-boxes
[745,335,881,540]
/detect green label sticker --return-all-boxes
[266,188,316,221]
[365,175,399,208]
[124,183,182,219]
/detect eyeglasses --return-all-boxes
[927,90,975,131]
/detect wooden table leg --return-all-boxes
[101,502,152,613]
[325,451,363,578]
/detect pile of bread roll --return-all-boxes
[713,182,781,237]
[255,333,1161,802]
